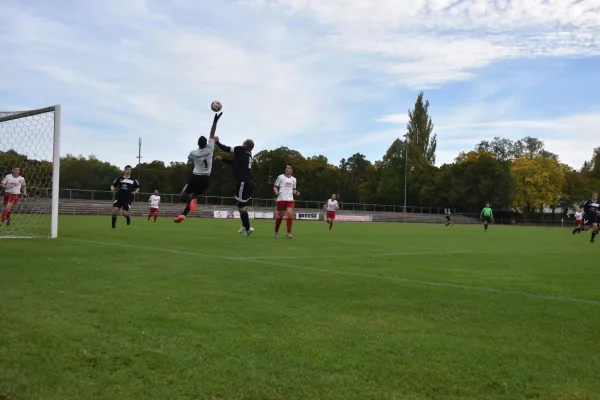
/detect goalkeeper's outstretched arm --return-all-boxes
[209,112,223,139]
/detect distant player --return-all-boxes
[274,164,300,238]
[110,165,140,228]
[582,192,599,243]
[147,190,161,224]
[0,167,27,227]
[480,203,493,231]
[572,207,584,234]
[215,136,255,236]
[324,194,339,230]
[445,208,452,227]
[174,112,222,223]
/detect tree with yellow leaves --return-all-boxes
[512,153,565,214]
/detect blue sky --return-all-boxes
[1,0,600,170]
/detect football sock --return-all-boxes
[153,215,157,223]
[286,216,293,233]
[112,215,117,228]
[147,215,151,221]
[484,223,488,231]
[573,227,578,234]
[182,205,191,216]
[240,210,250,230]
[592,230,597,242]
[126,215,131,225]
[329,221,333,230]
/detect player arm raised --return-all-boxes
[209,112,223,140]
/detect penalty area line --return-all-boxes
[64,238,600,307]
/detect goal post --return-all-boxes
[0,105,61,238]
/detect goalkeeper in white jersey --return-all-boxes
[174,112,222,223]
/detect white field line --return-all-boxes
[64,238,600,306]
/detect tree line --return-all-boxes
[2,92,599,215]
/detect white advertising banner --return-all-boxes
[335,215,372,222]
[254,212,274,219]
[214,211,228,219]
[295,212,320,220]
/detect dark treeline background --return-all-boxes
[2,93,600,214]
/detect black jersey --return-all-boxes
[216,143,253,181]
[113,176,139,196]
[582,199,600,215]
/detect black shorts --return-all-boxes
[483,216,491,223]
[584,214,599,225]
[445,215,451,221]
[113,193,132,211]
[183,174,210,195]
[234,180,254,204]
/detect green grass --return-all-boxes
[1,216,600,400]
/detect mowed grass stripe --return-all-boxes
[65,237,600,306]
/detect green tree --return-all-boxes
[512,154,565,214]
[406,91,437,167]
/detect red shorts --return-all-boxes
[3,194,20,205]
[576,219,583,226]
[149,207,159,215]
[277,201,294,211]
[326,211,336,220]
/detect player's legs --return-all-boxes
[122,203,131,225]
[0,201,14,224]
[483,217,489,231]
[573,220,582,234]
[591,221,598,243]
[274,201,286,235]
[111,199,122,228]
[235,181,254,235]
[153,208,158,223]
[285,204,294,237]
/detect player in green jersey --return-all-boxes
[480,204,493,231]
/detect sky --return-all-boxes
[1,0,600,170]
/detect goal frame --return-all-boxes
[0,105,61,238]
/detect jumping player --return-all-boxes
[480,203,493,231]
[110,165,140,228]
[215,136,255,236]
[274,164,300,238]
[572,207,584,234]
[174,112,222,223]
[0,167,27,227]
[324,194,338,230]
[582,192,599,243]
[147,190,161,224]
[445,208,452,227]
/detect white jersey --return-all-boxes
[327,199,339,211]
[575,211,583,221]
[149,195,160,208]
[189,138,215,175]
[275,174,296,201]
[2,174,25,195]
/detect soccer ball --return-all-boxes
[211,101,222,112]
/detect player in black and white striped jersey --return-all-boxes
[174,112,222,223]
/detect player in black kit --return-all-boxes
[110,165,140,228]
[214,136,255,236]
[581,192,599,243]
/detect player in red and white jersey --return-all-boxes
[0,167,27,227]
[273,164,300,238]
[324,194,339,230]
[147,190,161,224]
[573,207,584,234]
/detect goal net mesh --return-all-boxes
[0,108,57,238]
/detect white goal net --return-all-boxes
[0,105,61,238]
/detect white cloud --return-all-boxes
[240,0,600,88]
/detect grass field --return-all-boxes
[1,216,600,400]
